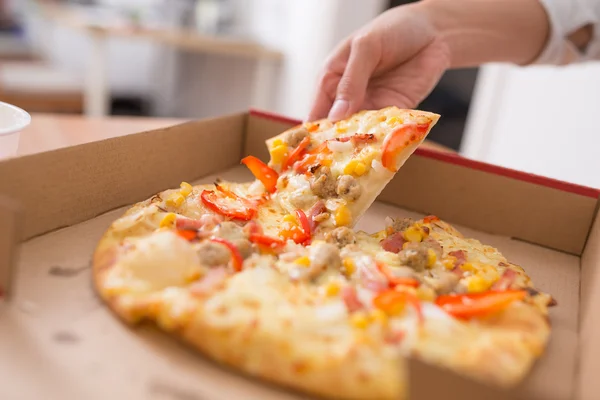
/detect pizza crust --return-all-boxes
[91,107,552,400]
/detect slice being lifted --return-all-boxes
[263,107,439,239]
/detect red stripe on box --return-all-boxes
[249,109,302,126]
[249,109,600,199]
[415,147,600,199]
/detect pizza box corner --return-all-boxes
[0,108,599,400]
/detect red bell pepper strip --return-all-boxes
[376,262,420,288]
[200,190,256,221]
[249,233,286,249]
[176,229,198,241]
[241,155,279,193]
[282,136,311,171]
[210,237,244,272]
[423,215,440,224]
[373,289,423,325]
[381,123,429,172]
[435,290,527,319]
[295,209,312,244]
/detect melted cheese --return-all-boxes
[117,230,201,292]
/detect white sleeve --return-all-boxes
[532,0,600,65]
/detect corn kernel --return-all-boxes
[166,192,185,208]
[386,116,403,126]
[404,226,423,243]
[416,285,436,302]
[160,212,177,228]
[353,162,367,176]
[335,122,348,133]
[179,181,193,197]
[460,262,476,272]
[295,256,311,267]
[442,256,457,270]
[427,249,437,267]
[270,144,289,165]
[284,214,297,224]
[323,282,340,297]
[321,158,333,167]
[335,205,352,226]
[370,309,388,325]
[272,138,283,146]
[350,312,370,329]
[465,275,492,293]
[184,269,203,283]
[344,159,359,175]
[342,257,356,276]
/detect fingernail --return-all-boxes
[328,99,349,122]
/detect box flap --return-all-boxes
[0,113,246,241]
[578,205,600,400]
[0,195,21,301]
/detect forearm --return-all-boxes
[420,0,551,68]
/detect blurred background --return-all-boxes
[1,0,599,187]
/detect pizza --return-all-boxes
[92,107,554,400]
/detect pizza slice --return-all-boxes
[260,107,439,240]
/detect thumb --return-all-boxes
[328,36,379,122]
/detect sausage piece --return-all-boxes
[310,166,337,198]
[336,175,362,201]
[399,245,429,272]
[386,217,414,233]
[197,242,231,267]
[283,126,309,147]
[326,227,356,248]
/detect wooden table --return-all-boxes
[15,114,455,158]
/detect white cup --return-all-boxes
[0,102,31,159]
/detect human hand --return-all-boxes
[307,0,550,122]
[307,2,450,122]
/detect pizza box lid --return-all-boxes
[0,109,599,400]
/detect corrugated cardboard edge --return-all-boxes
[0,195,22,301]
[578,201,600,400]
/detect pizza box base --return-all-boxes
[0,110,599,400]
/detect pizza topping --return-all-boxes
[424,270,460,295]
[325,227,356,248]
[336,175,362,201]
[341,286,364,312]
[283,136,311,170]
[197,241,234,267]
[399,245,431,272]
[283,126,309,147]
[326,139,353,153]
[376,262,420,288]
[241,155,279,193]
[209,237,244,272]
[490,269,518,291]
[289,242,340,282]
[334,205,352,227]
[373,290,423,324]
[435,290,527,319]
[307,200,328,232]
[380,232,406,253]
[310,166,337,198]
[200,190,256,221]
[381,123,430,172]
[385,217,414,235]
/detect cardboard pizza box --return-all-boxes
[0,109,598,400]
